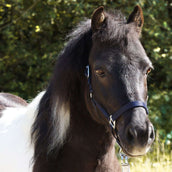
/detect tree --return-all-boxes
[0,0,172,142]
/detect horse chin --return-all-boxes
[119,143,150,157]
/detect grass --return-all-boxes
[130,151,172,172]
[117,131,172,172]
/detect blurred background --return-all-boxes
[0,0,172,171]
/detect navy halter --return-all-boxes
[85,65,149,130]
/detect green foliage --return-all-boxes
[0,0,172,143]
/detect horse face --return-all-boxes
[87,6,155,157]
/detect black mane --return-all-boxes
[31,19,92,159]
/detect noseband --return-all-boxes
[85,65,149,143]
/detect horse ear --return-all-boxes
[127,5,144,32]
[91,6,106,32]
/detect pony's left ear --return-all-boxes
[127,5,144,33]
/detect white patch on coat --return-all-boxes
[0,91,44,172]
[0,91,71,171]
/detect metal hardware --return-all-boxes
[119,149,130,172]
[109,115,116,129]
[85,65,90,78]
[90,92,93,99]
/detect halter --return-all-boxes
[85,65,149,140]
[85,65,149,171]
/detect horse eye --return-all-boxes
[95,69,105,76]
[146,68,151,75]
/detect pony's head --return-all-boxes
[86,6,154,157]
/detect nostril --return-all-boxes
[126,127,137,142]
[149,125,155,141]
[150,129,154,139]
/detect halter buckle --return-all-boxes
[109,115,116,129]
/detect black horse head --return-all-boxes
[86,6,154,157]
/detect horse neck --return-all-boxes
[67,94,119,169]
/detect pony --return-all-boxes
[0,6,155,172]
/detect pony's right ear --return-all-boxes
[91,6,106,32]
